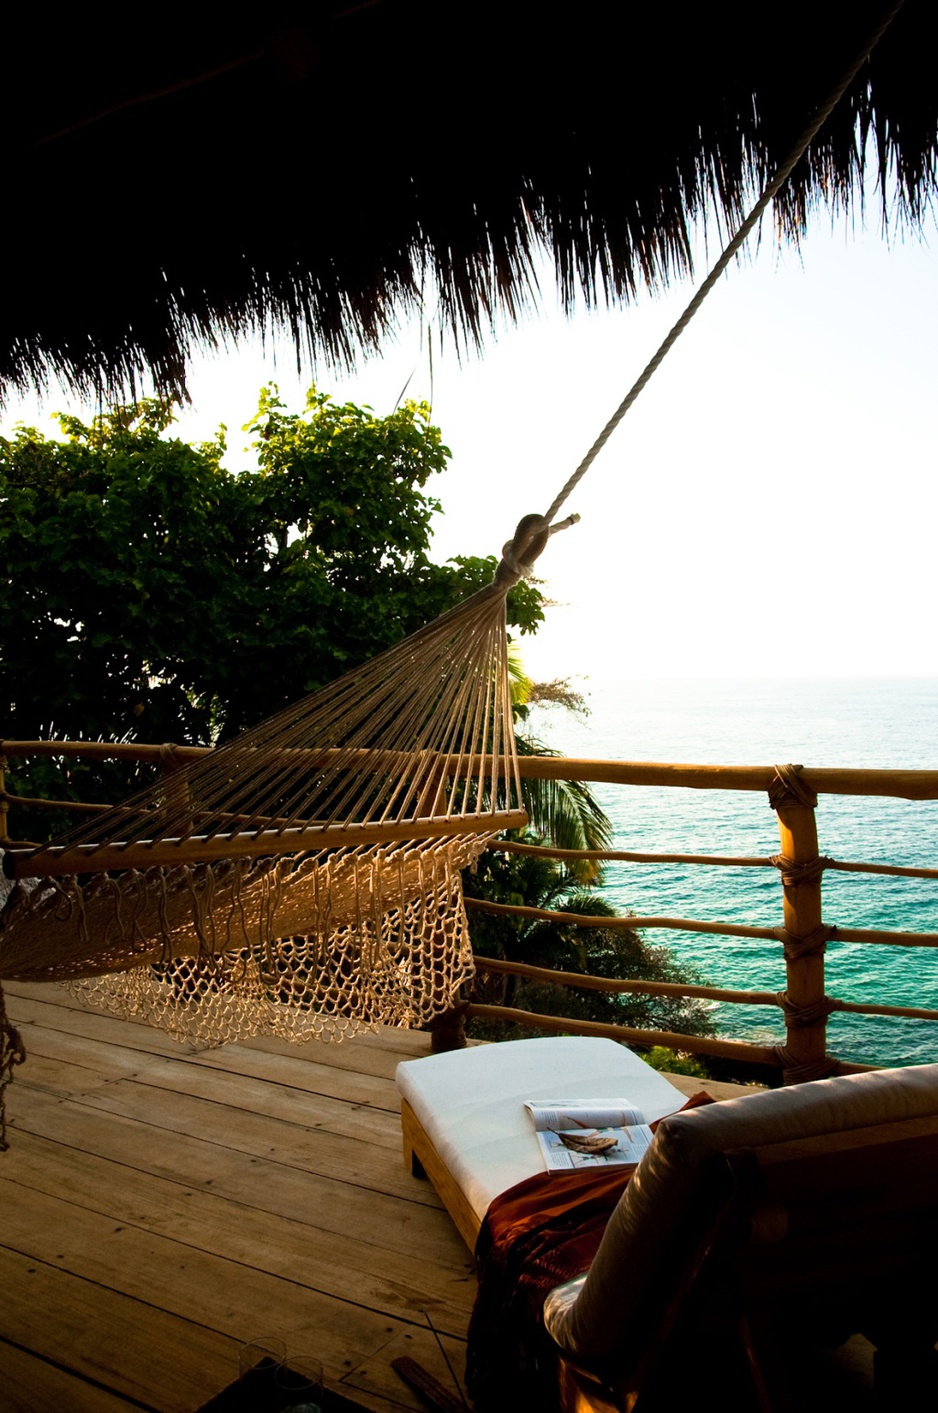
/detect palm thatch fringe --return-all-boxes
[3,2,936,403]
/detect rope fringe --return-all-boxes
[0,982,26,1152]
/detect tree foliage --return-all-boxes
[0,387,543,832]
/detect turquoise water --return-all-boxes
[528,679,938,1068]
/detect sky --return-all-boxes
[4,205,937,687]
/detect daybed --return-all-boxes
[397,1036,687,1249]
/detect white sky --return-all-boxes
[5,206,937,685]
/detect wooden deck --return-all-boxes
[0,981,479,1413]
[0,982,881,1412]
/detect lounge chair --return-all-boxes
[398,1042,938,1410]
[547,1061,938,1408]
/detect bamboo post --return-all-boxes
[430,1002,468,1052]
[771,765,833,1084]
[158,743,192,836]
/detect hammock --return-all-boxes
[0,521,564,1048]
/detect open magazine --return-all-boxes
[525,1098,654,1171]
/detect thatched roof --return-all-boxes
[4,2,936,404]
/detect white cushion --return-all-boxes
[396,1036,687,1223]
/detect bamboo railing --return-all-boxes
[455,759,938,1081]
[2,742,937,1082]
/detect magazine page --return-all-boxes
[525,1099,645,1131]
[525,1098,653,1171]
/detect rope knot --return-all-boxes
[494,512,580,589]
[775,990,841,1028]
[494,514,552,588]
[770,854,832,887]
[768,764,818,811]
[772,1046,841,1085]
[777,924,833,961]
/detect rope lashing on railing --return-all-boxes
[778,925,834,961]
[540,0,907,529]
[772,1047,841,1084]
[775,991,842,1028]
[768,764,819,811]
[770,854,833,887]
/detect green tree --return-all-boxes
[0,388,543,834]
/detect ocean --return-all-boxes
[527,678,938,1069]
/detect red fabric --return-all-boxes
[465,1091,714,1407]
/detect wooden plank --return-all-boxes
[341,1326,468,1413]
[0,1179,460,1374]
[10,1023,201,1085]
[6,986,205,1057]
[15,1002,408,1110]
[127,1057,405,1147]
[0,1246,238,1413]
[36,1074,429,1201]
[0,1338,146,1413]
[182,1042,404,1109]
[8,1087,452,1235]
[7,983,431,1086]
[4,1049,129,1098]
[1,1131,475,1332]
[663,1072,761,1103]
[16,1040,405,1149]
[332,1026,440,1057]
[241,1030,433,1082]
[0,981,478,1413]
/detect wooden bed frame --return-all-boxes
[401,1096,483,1250]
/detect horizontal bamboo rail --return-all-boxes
[463,1003,783,1067]
[5,740,938,800]
[493,837,938,881]
[465,895,782,943]
[513,758,938,801]
[9,792,934,888]
[472,954,938,1024]
[465,898,938,951]
[828,926,938,948]
[837,999,938,1022]
[500,841,775,868]
[473,953,779,1007]
[1,793,113,815]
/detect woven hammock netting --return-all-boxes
[0,533,543,1049]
